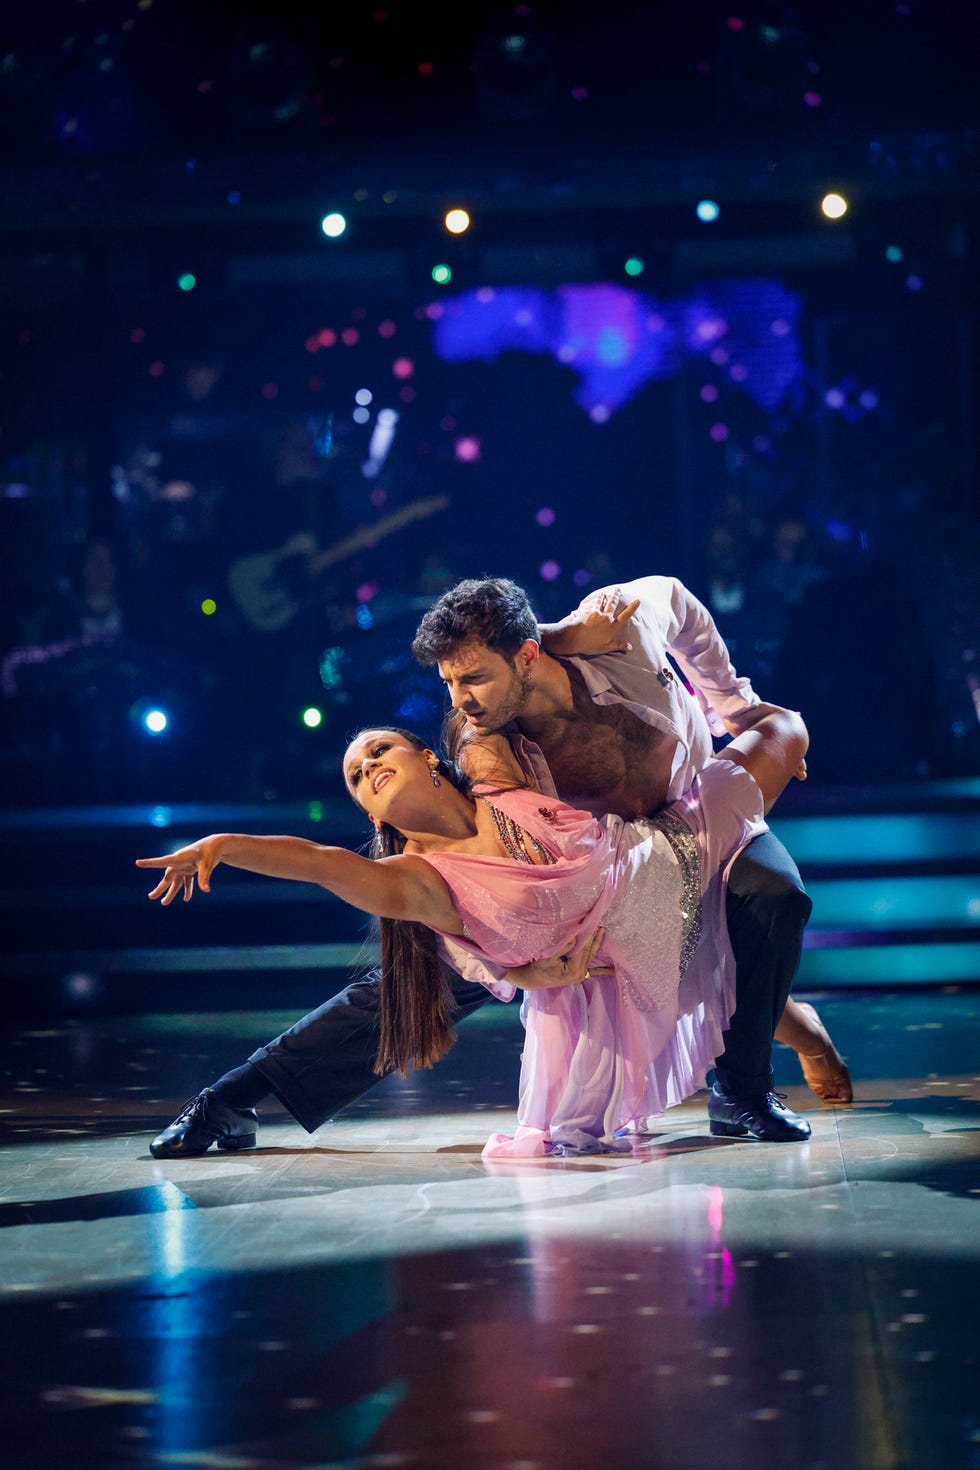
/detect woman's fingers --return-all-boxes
[137,850,208,904]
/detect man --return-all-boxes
[150,575,812,1158]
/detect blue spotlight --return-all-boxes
[142,707,169,735]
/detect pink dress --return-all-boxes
[420,758,767,1158]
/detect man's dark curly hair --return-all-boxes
[411,577,538,666]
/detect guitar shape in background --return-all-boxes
[226,495,450,634]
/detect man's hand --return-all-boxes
[506,928,610,990]
[540,596,640,658]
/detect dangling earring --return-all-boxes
[430,762,441,788]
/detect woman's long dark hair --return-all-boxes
[347,727,474,1078]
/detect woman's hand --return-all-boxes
[540,597,640,658]
[135,835,228,905]
[507,928,610,990]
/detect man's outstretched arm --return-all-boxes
[542,575,761,734]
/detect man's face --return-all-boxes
[437,641,535,733]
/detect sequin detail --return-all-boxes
[600,808,703,1016]
[650,809,702,976]
[480,797,556,866]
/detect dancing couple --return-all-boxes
[139,575,850,1159]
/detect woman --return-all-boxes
[138,706,816,1157]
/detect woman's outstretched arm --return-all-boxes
[720,703,809,814]
[135,835,462,931]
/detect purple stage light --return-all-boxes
[431,281,802,418]
[454,436,482,463]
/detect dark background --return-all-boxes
[1,0,977,807]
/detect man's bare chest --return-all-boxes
[532,703,676,819]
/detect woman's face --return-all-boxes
[343,730,435,826]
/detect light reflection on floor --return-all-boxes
[1,989,977,1470]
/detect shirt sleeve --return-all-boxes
[584,576,760,734]
[438,936,517,1002]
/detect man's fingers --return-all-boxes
[606,599,637,651]
[585,926,604,965]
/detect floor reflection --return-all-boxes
[1,987,977,1469]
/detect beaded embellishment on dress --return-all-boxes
[649,809,702,975]
[480,797,556,866]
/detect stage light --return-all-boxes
[821,192,848,219]
[201,598,217,615]
[177,273,196,291]
[142,707,169,735]
[444,208,471,234]
[62,971,101,1003]
[624,257,645,276]
[302,706,323,729]
[885,244,903,262]
[432,263,452,284]
[696,200,720,222]
[454,435,481,463]
[354,388,373,406]
[321,212,347,237]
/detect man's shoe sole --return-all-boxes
[709,1119,807,1142]
[150,1131,257,1159]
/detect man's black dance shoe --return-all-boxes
[707,1083,811,1142]
[150,1089,258,1158]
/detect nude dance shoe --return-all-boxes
[781,1000,853,1104]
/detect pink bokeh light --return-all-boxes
[454,435,482,463]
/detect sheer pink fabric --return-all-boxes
[421,759,766,1158]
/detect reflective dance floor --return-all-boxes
[2,988,977,1470]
